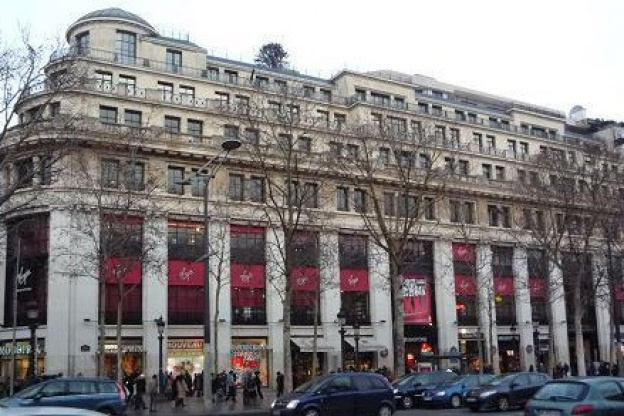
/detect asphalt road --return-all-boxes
[397,408,524,416]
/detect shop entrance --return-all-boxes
[290,341,325,388]
[498,335,520,373]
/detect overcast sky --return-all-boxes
[2,0,622,121]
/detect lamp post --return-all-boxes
[25,301,39,381]
[353,321,361,371]
[509,324,517,372]
[155,315,165,386]
[337,308,346,370]
[533,322,540,370]
[176,138,241,404]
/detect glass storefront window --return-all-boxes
[231,338,267,386]
[167,339,204,376]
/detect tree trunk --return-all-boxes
[116,280,124,385]
[282,274,293,392]
[213,284,221,375]
[98,276,106,377]
[311,289,319,378]
[573,280,586,376]
[546,302,556,377]
[390,261,405,378]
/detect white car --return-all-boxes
[0,406,106,416]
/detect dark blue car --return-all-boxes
[392,371,459,409]
[0,377,127,416]
[421,374,494,408]
[270,372,395,416]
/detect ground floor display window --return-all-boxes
[231,338,267,386]
[103,339,143,378]
[167,339,204,376]
[498,335,520,373]
[0,339,45,383]
[459,332,486,373]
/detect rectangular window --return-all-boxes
[303,183,319,208]
[101,159,120,188]
[384,192,396,216]
[187,119,203,136]
[329,141,342,158]
[482,164,492,179]
[166,49,182,73]
[419,153,431,169]
[119,75,136,95]
[164,116,181,133]
[224,125,239,139]
[520,142,529,155]
[371,92,390,106]
[75,31,90,54]
[303,86,315,97]
[444,157,455,173]
[99,106,117,124]
[245,128,259,145]
[418,102,429,114]
[167,167,184,195]
[432,105,443,117]
[180,85,195,102]
[449,128,460,144]
[317,110,329,126]
[472,132,483,150]
[451,200,475,224]
[495,166,505,181]
[337,186,349,211]
[486,135,496,149]
[467,113,477,123]
[215,91,230,105]
[115,31,136,63]
[346,144,360,159]
[94,71,113,87]
[248,177,265,203]
[517,169,526,183]
[235,95,249,113]
[274,79,287,91]
[124,109,142,127]
[298,136,311,153]
[207,67,219,80]
[158,82,174,102]
[354,189,367,213]
[228,174,244,201]
[124,162,144,191]
[190,169,207,197]
[455,110,466,121]
[435,125,446,140]
[334,113,346,131]
[39,155,53,185]
[423,197,435,220]
[320,89,332,102]
[355,88,366,101]
[255,76,269,87]
[488,205,499,227]
[507,139,517,155]
[458,160,469,175]
[398,195,417,217]
[379,147,390,166]
[224,70,238,84]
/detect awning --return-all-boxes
[291,338,334,353]
[346,337,387,353]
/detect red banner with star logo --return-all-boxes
[291,266,319,291]
[168,260,204,286]
[529,277,547,298]
[455,275,477,296]
[340,269,369,292]
[494,276,515,296]
[452,243,475,263]
[105,257,142,284]
[231,264,266,289]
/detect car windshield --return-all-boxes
[12,383,43,398]
[393,374,423,387]
[484,374,516,386]
[294,376,331,393]
[533,382,588,401]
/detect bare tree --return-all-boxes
[334,118,450,377]
[254,43,289,69]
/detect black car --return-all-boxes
[270,372,395,416]
[464,372,550,411]
[392,371,459,409]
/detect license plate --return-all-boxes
[423,396,433,401]
[272,410,281,416]
[465,397,476,402]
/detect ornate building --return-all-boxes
[1,8,623,385]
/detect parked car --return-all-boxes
[0,377,127,416]
[270,372,395,416]
[464,372,549,411]
[392,370,459,409]
[526,377,624,416]
[0,405,106,415]
[421,374,494,408]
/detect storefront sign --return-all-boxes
[168,340,204,350]
[0,340,45,355]
[340,269,370,292]
[104,343,143,353]
[168,260,204,286]
[401,275,431,325]
[291,266,319,291]
[231,264,266,289]
[105,257,142,284]
[405,336,428,343]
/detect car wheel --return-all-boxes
[402,396,414,409]
[303,408,320,416]
[497,396,509,411]
[450,394,462,408]
[378,404,393,416]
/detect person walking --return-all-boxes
[225,370,237,403]
[276,371,284,397]
[148,374,158,412]
[254,371,263,400]
[134,373,147,410]
[174,374,188,408]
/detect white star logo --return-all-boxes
[347,275,359,287]
[17,267,32,287]
[296,274,309,287]
[179,267,194,282]
[240,269,252,284]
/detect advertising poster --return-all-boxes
[402,275,432,325]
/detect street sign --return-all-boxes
[80,344,90,352]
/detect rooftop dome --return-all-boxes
[67,7,157,38]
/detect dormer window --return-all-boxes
[166,49,182,73]
[75,31,90,55]
[116,30,136,64]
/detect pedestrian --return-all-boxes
[197,371,204,397]
[276,371,284,397]
[148,374,158,412]
[134,373,147,410]
[254,370,263,400]
[211,373,220,403]
[225,370,237,403]
[612,363,619,377]
[193,373,200,397]
[529,364,534,372]
[174,374,188,408]
[184,371,193,397]
[123,373,135,406]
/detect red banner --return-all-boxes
[453,243,475,263]
[168,260,204,286]
[231,287,265,307]
[340,269,369,292]
[615,283,624,301]
[455,275,477,296]
[529,278,547,298]
[230,225,265,234]
[231,264,266,289]
[401,275,432,325]
[104,257,142,284]
[291,266,319,291]
[494,277,514,296]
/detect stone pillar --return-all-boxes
[477,244,499,374]
[266,228,284,387]
[142,215,168,378]
[0,222,7,327]
[433,240,458,366]
[593,255,611,363]
[550,260,570,367]
[213,221,232,374]
[369,238,393,370]
[513,247,534,371]
[320,232,341,370]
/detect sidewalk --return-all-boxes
[127,389,276,416]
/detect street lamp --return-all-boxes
[510,324,517,372]
[533,322,540,370]
[154,315,165,385]
[25,301,39,381]
[353,321,361,372]
[337,308,346,370]
[176,138,241,404]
